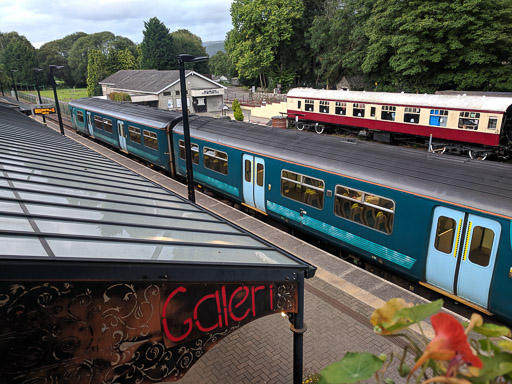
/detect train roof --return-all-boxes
[177,116,512,219]
[68,98,182,129]
[287,88,512,113]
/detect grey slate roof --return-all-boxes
[99,70,191,94]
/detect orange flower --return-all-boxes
[409,313,482,378]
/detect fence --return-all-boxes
[18,92,70,116]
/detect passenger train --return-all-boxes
[286,88,512,158]
[69,98,512,325]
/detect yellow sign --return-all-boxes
[34,107,56,115]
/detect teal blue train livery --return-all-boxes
[69,98,512,326]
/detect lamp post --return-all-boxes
[33,68,46,123]
[9,69,18,101]
[177,54,208,203]
[49,65,65,135]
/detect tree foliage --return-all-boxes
[86,49,106,97]
[0,32,39,89]
[232,99,244,121]
[208,51,234,77]
[171,29,209,73]
[140,17,177,70]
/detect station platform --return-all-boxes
[29,117,469,383]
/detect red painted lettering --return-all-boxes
[194,293,220,333]
[229,286,250,322]
[269,284,274,310]
[251,285,265,316]
[162,287,193,342]
[221,286,229,327]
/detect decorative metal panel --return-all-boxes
[0,280,297,383]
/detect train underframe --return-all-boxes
[289,118,510,160]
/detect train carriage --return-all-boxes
[287,88,512,157]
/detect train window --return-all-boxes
[488,117,498,130]
[404,107,421,124]
[434,216,456,254]
[297,100,301,109]
[281,170,324,209]
[257,163,264,187]
[335,102,346,115]
[103,119,113,133]
[143,130,158,150]
[203,147,228,175]
[244,159,251,182]
[319,100,330,113]
[128,126,141,144]
[429,110,448,127]
[458,112,479,130]
[353,103,365,117]
[77,111,84,123]
[94,116,103,129]
[178,140,199,164]
[305,99,314,112]
[334,185,394,234]
[381,106,396,121]
[468,226,494,267]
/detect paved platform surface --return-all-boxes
[39,117,468,383]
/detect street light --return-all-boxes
[49,65,65,135]
[33,68,46,123]
[177,54,208,203]
[9,69,18,101]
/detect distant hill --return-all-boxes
[203,41,225,57]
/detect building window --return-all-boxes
[353,103,365,117]
[429,109,449,127]
[458,111,480,130]
[94,116,103,129]
[335,102,346,115]
[404,107,421,124]
[128,126,141,144]
[203,147,228,175]
[178,140,199,164]
[319,100,330,113]
[488,117,498,130]
[305,99,314,112]
[333,185,394,234]
[281,170,324,210]
[143,130,158,150]
[103,118,113,133]
[381,105,396,121]
[77,111,84,123]
[175,90,180,96]
[163,91,172,96]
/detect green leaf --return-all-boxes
[498,340,512,353]
[478,339,501,354]
[472,353,512,383]
[473,323,511,338]
[319,352,383,384]
[381,299,443,334]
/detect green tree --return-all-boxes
[226,0,304,89]
[0,34,39,89]
[232,99,244,121]
[171,29,208,73]
[86,49,107,96]
[140,17,177,70]
[209,51,234,77]
[108,48,138,73]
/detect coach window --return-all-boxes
[281,170,324,209]
[297,100,301,109]
[103,119,113,133]
[353,103,365,117]
[381,106,396,121]
[143,130,158,150]
[204,147,228,175]
[77,111,84,123]
[128,126,141,144]
[434,216,456,254]
[404,107,421,124]
[178,140,199,164]
[458,111,480,130]
[257,163,264,187]
[319,100,330,113]
[429,109,448,127]
[335,102,346,115]
[488,116,498,130]
[468,226,494,267]
[94,116,103,130]
[305,99,314,112]
[334,185,394,234]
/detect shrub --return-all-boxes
[232,99,244,121]
[109,92,131,102]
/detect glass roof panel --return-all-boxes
[0,201,24,214]
[0,216,34,232]
[0,235,48,256]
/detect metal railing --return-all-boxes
[18,92,70,116]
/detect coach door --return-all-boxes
[425,207,501,309]
[86,112,94,137]
[242,154,266,213]
[117,121,127,152]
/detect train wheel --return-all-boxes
[296,122,305,131]
[468,150,488,160]
[315,125,324,134]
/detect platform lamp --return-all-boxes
[33,68,46,123]
[0,70,4,97]
[177,54,208,203]
[9,69,18,101]
[49,65,65,135]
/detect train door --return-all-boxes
[425,207,501,308]
[117,120,127,152]
[242,154,266,213]
[86,112,94,137]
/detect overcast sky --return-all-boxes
[0,0,233,48]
